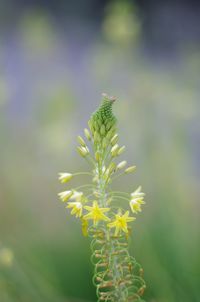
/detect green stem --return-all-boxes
[74,172,93,176]
[94,156,128,301]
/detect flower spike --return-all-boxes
[58,94,146,301]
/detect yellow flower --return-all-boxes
[108,211,135,236]
[130,187,145,214]
[83,201,110,225]
[58,173,73,183]
[58,190,73,202]
[130,199,142,214]
[67,202,83,218]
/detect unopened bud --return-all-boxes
[117,161,127,170]
[111,144,119,157]
[58,173,73,183]
[77,135,86,147]
[117,146,125,155]
[94,131,101,143]
[105,121,112,131]
[100,124,106,136]
[94,121,99,131]
[111,134,118,146]
[58,190,73,202]
[108,162,116,174]
[106,129,115,140]
[88,120,94,134]
[102,137,108,148]
[125,166,136,174]
[84,128,91,141]
[77,146,89,157]
[97,119,102,128]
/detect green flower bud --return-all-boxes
[117,146,126,155]
[105,120,112,131]
[58,173,73,183]
[100,124,106,136]
[97,119,102,129]
[58,190,73,202]
[111,134,119,146]
[111,144,119,157]
[89,94,117,141]
[117,161,127,170]
[108,162,116,174]
[77,146,89,157]
[94,121,99,132]
[125,166,136,174]
[102,137,108,148]
[77,135,86,147]
[84,128,91,141]
[88,120,94,135]
[94,131,101,143]
[106,129,115,140]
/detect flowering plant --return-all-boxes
[58,94,146,301]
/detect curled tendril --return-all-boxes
[88,226,146,302]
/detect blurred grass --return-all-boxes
[0,1,200,302]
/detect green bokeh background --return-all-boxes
[0,1,200,301]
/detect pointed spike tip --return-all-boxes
[102,93,116,103]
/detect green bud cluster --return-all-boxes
[88,94,117,148]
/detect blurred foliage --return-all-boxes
[103,0,141,46]
[0,1,200,302]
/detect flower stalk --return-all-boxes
[58,94,146,301]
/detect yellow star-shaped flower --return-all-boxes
[83,201,110,225]
[108,211,135,236]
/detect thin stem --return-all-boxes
[74,172,93,176]
[111,196,130,202]
[74,184,94,191]
[109,191,130,196]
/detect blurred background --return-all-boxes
[0,0,200,301]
